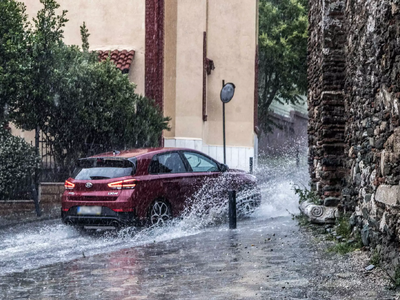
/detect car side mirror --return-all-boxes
[220,163,229,172]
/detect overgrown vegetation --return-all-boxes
[327,237,362,255]
[390,266,400,288]
[295,209,364,255]
[327,214,363,254]
[0,128,41,199]
[292,212,310,226]
[293,184,320,204]
[370,249,381,267]
[335,214,352,238]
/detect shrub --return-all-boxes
[0,128,41,199]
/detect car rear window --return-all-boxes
[72,158,136,180]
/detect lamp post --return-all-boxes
[220,81,235,164]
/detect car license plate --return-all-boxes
[77,206,102,215]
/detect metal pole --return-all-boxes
[223,102,226,164]
[31,183,41,217]
[34,126,41,217]
[228,190,237,229]
[222,80,226,164]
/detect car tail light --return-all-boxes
[65,180,75,190]
[108,179,137,189]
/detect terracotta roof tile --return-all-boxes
[98,50,135,72]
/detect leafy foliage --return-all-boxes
[8,0,68,131]
[391,267,400,288]
[335,214,352,239]
[42,46,170,169]
[293,184,320,204]
[0,0,30,123]
[327,238,362,255]
[327,215,363,254]
[0,128,41,199]
[370,249,381,267]
[258,0,308,133]
[80,22,90,52]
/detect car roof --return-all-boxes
[89,147,198,159]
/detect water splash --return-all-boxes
[0,153,309,275]
[254,153,309,219]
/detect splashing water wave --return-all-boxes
[0,156,308,275]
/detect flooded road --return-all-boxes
[0,159,304,276]
[3,160,395,299]
[1,215,397,299]
[1,216,308,299]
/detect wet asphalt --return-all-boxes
[1,215,399,300]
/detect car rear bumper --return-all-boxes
[61,206,140,227]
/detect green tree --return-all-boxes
[9,0,68,132]
[130,95,171,148]
[258,0,308,133]
[43,45,169,170]
[0,0,30,123]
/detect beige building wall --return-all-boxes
[206,0,257,148]
[164,0,178,138]
[174,0,206,139]
[164,0,258,171]
[24,0,146,95]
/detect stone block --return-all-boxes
[361,224,370,246]
[364,194,372,202]
[324,197,340,206]
[393,128,400,153]
[299,201,338,224]
[375,184,400,206]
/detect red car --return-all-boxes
[61,148,261,229]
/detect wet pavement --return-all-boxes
[1,215,399,300]
[1,162,399,299]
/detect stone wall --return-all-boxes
[308,0,346,204]
[308,0,400,270]
[344,0,400,270]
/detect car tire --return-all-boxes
[237,193,257,218]
[148,200,172,226]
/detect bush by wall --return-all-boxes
[0,128,41,200]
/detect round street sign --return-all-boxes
[220,83,236,103]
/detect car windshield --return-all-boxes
[72,158,136,180]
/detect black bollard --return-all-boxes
[228,190,237,229]
[249,157,253,174]
[31,184,41,217]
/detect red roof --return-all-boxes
[98,50,135,72]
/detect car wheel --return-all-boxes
[243,201,255,215]
[149,200,172,226]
